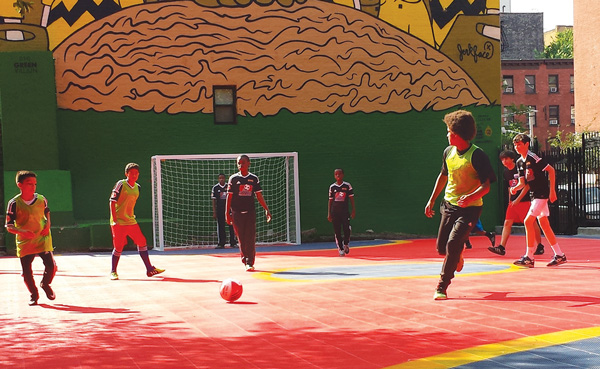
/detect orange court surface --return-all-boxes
[2,235,600,369]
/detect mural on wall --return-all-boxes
[2,0,500,115]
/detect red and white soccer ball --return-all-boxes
[220,278,243,302]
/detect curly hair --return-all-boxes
[443,110,476,141]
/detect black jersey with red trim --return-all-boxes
[516,151,550,199]
[212,183,228,209]
[227,172,262,213]
[329,181,354,215]
[504,166,531,202]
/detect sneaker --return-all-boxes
[514,255,535,268]
[245,264,255,271]
[486,232,496,247]
[110,272,119,280]
[456,252,464,272]
[338,249,345,257]
[534,244,545,255]
[29,295,38,306]
[147,267,165,277]
[488,245,506,256]
[343,244,350,254]
[465,240,472,249]
[433,289,447,300]
[40,282,56,300]
[547,254,567,267]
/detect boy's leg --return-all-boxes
[110,225,127,274]
[232,211,257,266]
[216,210,226,247]
[228,225,237,246]
[537,216,562,254]
[331,213,344,250]
[20,254,38,303]
[39,251,57,300]
[342,215,351,253]
[500,219,514,247]
[128,224,160,273]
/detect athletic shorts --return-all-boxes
[111,224,146,250]
[505,201,531,223]
[527,198,550,218]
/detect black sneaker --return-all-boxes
[488,245,506,255]
[547,254,567,267]
[534,244,545,255]
[486,232,496,247]
[465,240,472,249]
[514,255,535,268]
[40,282,56,300]
[29,294,39,306]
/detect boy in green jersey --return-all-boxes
[5,171,57,306]
[109,163,164,280]
[425,110,496,300]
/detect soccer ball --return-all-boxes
[220,278,243,302]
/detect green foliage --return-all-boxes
[502,103,529,148]
[548,130,582,150]
[536,29,573,59]
[13,0,34,15]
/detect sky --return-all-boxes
[510,0,573,31]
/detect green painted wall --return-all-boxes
[56,106,502,238]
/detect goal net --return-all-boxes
[151,152,300,250]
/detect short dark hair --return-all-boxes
[218,173,226,177]
[15,170,36,184]
[499,150,517,160]
[513,133,531,145]
[125,163,140,173]
[444,110,476,141]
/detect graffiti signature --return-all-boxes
[457,41,494,63]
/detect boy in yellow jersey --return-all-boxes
[425,110,496,300]
[5,171,57,306]
[109,163,164,280]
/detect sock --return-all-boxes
[550,243,563,255]
[525,247,536,259]
[138,249,153,270]
[111,250,121,273]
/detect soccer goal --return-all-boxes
[151,152,301,250]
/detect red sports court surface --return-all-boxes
[2,236,600,368]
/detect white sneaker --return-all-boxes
[245,264,255,271]
[338,249,345,257]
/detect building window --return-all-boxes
[213,86,237,125]
[528,105,537,127]
[502,76,514,93]
[525,75,536,94]
[549,105,559,125]
[570,75,574,92]
[571,105,575,125]
[503,106,514,124]
[548,75,559,93]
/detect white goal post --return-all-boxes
[151,152,301,251]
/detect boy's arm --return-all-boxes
[513,183,530,205]
[545,164,557,203]
[225,193,233,225]
[510,177,526,195]
[327,198,333,222]
[110,200,118,224]
[40,211,51,236]
[457,179,491,207]
[425,173,448,218]
[255,192,272,223]
[350,195,356,219]
[212,198,217,219]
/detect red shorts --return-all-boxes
[111,224,146,251]
[505,201,530,224]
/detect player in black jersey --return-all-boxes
[328,169,356,256]
[212,173,237,249]
[226,155,271,271]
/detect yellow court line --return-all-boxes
[253,261,521,283]
[383,326,600,369]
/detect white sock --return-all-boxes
[525,247,536,259]
[550,244,563,256]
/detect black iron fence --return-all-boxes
[542,132,600,234]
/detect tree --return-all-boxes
[501,103,529,148]
[536,28,573,59]
[13,0,34,15]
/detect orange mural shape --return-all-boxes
[53,0,489,115]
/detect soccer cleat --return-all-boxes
[433,290,447,300]
[465,240,472,249]
[338,249,345,257]
[534,243,545,255]
[29,295,38,306]
[514,255,535,268]
[147,267,165,277]
[40,282,56,300]
[486,232,496,247]
[110,272,119,280]
[488,245,506,256]
[343,244,350,254]
[456,252,465,272]
[547,254,567,267]
[245,264,255,271]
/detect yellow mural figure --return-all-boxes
[378,0,435,47]
[40,0,143,50]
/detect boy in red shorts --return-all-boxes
[488,150,544,256]
[109,163,164,280]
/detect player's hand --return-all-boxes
[424,202,435,218]
[509,186,518,195]
[457,195,471,208]
[225,214,232,225]
[549,191,557,203]
[351,209,356,219]
[265,210,272,223]
[20,230,36,240]
[40,227,50,237]
[327,215,332,222]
